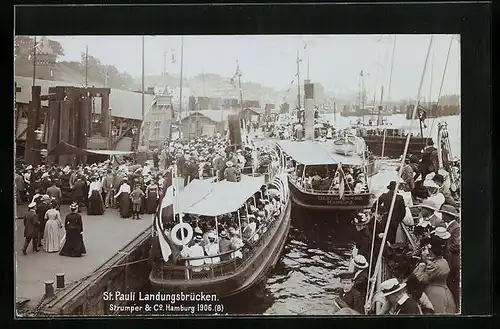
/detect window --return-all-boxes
[152,121,161,140]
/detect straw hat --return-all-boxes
[226,161,234,167]
[28,202,36,209]
[431,226,451,240]
[353,255,369,269]
[219,231,229,239]
[380,278,407,297]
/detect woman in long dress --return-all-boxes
[412,236,457,314]
[114,178,132,218]
[60,203,86,257]
[43,203,63,252]
[145,180,159,214]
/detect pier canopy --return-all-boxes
[277,140,364,166]
[165,175,266,217]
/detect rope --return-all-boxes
[427,35,454,139]
[365,202,378,306]
[365,35,434,314]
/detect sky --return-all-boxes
[47,34,460,101]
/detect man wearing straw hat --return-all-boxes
[373,278,421,315]
[22,202,40,255]
[440,204,461,309]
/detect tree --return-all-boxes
[15,36,65,60]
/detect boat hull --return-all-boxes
[288,179,374,211]
[149,200,292,298]
[362,136,431,158]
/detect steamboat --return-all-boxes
[277,138,377,211]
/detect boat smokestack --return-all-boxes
[304,81,315,140]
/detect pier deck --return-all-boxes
[15,204,152,304]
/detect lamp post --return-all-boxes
[108,108,112,149]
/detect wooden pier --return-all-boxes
[15,204,152,316]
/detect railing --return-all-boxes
[288,176,370,195]
[196,164,278,185]
[151,203,286,281]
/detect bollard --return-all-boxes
[44,280,54,297]
[56,273,65,288]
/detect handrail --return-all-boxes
[289,177,370,195]
[152,209,283,276]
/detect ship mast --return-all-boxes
[296,51,302,110]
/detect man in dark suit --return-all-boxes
[22,202,40,254]
[72,176,87,211]
[46,180,62,209]
[441,204,461,310]
[371,181,406,245]
[380,278,421,315]
[336,271,364,314]
[352,255,370,301]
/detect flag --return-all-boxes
[171,48,176,63]
[360,70,364,77]
[337,163,346,199]
[154,167,175,262]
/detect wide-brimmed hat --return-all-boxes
[380,278,407,297]
[42,195,50,201]
[353,255,369,269]
[431,226,451,240]
[226,161,234,167]
[423,179,439,189]
[207,232,216,240]
[387,181,397,190]
[193,235,202,242]
[26,165,33,170]
[28,202,36,209]
[219,230,229,238]
[420,199,437,211]
[440,205,460,218]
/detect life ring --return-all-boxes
[171,222,194,246]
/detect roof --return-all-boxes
[180,109,239,123]
[14,76,155,120]
[161,175,266,217]
[47,141,134,156]
[243,107,263,114]
[277,140,364,166]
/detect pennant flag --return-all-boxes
[360,70,364,77]
[171,48,176,63]
[154,168,175,262]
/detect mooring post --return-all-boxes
[56,273,65,289]
[44,280,55,297]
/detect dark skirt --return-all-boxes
[87,190,104,215]
[145,191,158,214]
[59,228,86,257]
[120,192,132,218]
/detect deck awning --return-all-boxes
[277,140,364,166]
[162,175,266,217]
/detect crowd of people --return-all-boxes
[17,133,280,258]
[334,162,461,315]
[289,163,370,195]
[151,183,287,271]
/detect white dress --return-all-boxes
[43,209,63,252]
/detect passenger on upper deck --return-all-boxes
[204,232,221,264]
[181,235,206,272]
[224,161,238,182]
[218,230,232,261]
[241,217,254,240]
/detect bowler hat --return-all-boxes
[440,205,459,218]
[387,181,397,190]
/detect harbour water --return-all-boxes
[132,114,461,316]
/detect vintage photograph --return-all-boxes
[14,34,461,316]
